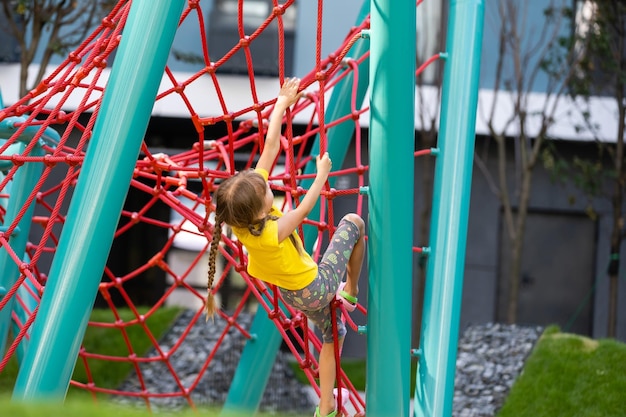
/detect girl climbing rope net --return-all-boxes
[207,77,366,417]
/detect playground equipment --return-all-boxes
[0,0,483,416]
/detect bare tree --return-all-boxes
[0,0,115,97]
[476,0,589,323]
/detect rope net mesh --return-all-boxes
[0,0,435,414]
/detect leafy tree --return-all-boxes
[0,0,115,97]
[563,0,626,337]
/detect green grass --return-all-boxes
[497,326,626,417]
[0,346,19,393]
[0,396,199,417]
[0,396,300,417]
[2,306,183,399]
[68,306,183,397]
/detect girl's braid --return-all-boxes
[205,217,223,320]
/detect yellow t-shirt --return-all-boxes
[230,168,318,290]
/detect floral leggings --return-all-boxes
[280,216,361,343]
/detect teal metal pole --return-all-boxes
[0,117,62,146]
[222,3,372,413]
[12,0,185,401]
[12,269,39,363]
[366,0,415,416]
[0,139,45,358]
[414,1,484,416]
[219,296,282,417]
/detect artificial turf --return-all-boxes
[496,326,626,417]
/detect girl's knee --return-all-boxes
[343,213,365,237]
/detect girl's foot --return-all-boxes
[337,281,358,312]
[314,407,337,417]
[314,388,349,417]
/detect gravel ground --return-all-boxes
[453,322,543,417]
[115,311,543,416]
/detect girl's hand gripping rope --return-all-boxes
[316,152,332,182]
[277,77,302,108]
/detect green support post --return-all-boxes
[366,0,416,416]
[222,2,371,414]
[0,135,46,358]
[12,267,39,363]
[12,0,185,401]
[219,295,282,417]
[0,118,60,360]
[414,1,484,416]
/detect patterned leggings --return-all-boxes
[280,216,361,343]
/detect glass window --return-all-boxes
[214,0,297,30]
[0,13,20,63]
[480,0,575,92]
[208,0,297,76]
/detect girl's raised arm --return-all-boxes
[256,77,301,173]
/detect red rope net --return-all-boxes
[0,0,436,415]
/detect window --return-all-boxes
[208,0,297,76]
[0,13,19,63]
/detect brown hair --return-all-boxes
[205,170,302,320]
[205,170,273,319]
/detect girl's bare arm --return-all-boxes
[256,77,301,173]
[277,152,332,242]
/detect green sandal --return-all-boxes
[337,282,357,312]
[314,388,349,417]
[314,406,337,417]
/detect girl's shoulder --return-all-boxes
[254,167,269,181]
[269,206,283,217]
[230,225,248,239]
